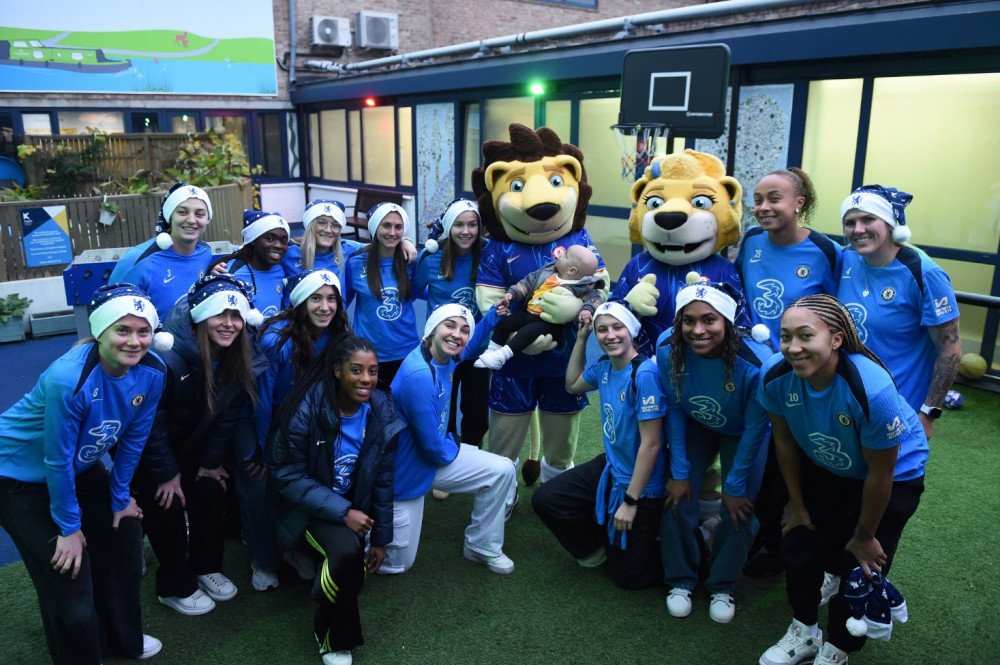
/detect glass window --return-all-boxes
[361,106,396,187]
[864,73,1000,254]
[309,113,320,178]
[801,79,864,237]
[544,100,572,140]
[56,111,124,134]
[397,106,413,188]
[937,259,997,358]
[462,103,480,192]
[22,113,52,135]
[130,112,159,133]
[578,97,633,208]
[482,97,534,142]
[349,110,362,182]
[170,114,198,133]
[0,112,14,159]
[258,113,284,176]
[204,115,248,153]
[320,109,347,182]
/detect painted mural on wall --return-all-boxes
[416,104,457,243]
[1,0,277,95]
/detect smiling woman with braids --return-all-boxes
[757,294,927,665]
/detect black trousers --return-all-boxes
[304,520,367,652]
[448,358,491,448]
[132,462,227,598]
[532,454,663,590]
[782,459,923,652]
[492,310,564,354]
[0,464,145,665]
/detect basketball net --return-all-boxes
[612,123,668,182]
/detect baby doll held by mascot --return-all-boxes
[473,123,610,483]
[612,149,749,357]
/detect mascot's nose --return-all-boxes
[654,211,688,231]
[527,203,560,221]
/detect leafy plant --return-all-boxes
[20,131,109,197]
[165,128,261,188]
[99,169,158,196]
[0,293,32,324]
[0,182,48,201]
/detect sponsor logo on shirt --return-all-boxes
[163,270,176,284]
[79,420,121,463]
[749,249,763,264]
[886,416,906,440]
[506,255,521,264]
[842,267,852,279]
[934,296,953,317]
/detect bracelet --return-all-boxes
[623,493,638,506]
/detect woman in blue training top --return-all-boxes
[381,303,517,575]
[532,302,667,590]
[209,210,291,319]
[132,274,264,616]
[656,281,772,624]
[837,184,961,440]
[414,198,490,448]
[266,336,403,665]
[0,284,167,664]
[342,202,420,384]
[282,200,363,281]
[757,294,927,665]
[109,182,215,317]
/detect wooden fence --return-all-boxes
[21,133,189,191]
[0,182,251,282]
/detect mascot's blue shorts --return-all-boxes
[488,374,588,415]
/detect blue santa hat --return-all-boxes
[88,283,173,351]
[840,184,914,243]
[155,182,213,250]
[424,198,479,254]
[423,303,476,341]
[187,274,263,327]
[241,210,290,245]
[302,199,347,230]
[366,202,410,240]
[284,268,342,309]
[843,567,907,642]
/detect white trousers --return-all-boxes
[379,444,516,574]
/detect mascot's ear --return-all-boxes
[484,161,513,193]
[719,175,744,219]
[554,155,583,182]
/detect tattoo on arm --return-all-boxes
[926,319,962,406]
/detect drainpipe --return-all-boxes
[288,0,297,86]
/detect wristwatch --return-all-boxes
[623,493,639,506]
[919,404,943,419]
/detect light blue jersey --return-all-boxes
[331,405,368,496]
[736,227,842,342]
[228,260,286,319]
[0,344,165,535]
[655,330,773,497]
[110,239,212,319]
[282,240,362,283]
[342,251,420,362]
[758,351,928,481]
[837,246,959,410]
[414,250,481,321]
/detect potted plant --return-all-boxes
[0,293,32,342]
[99,198,121,226]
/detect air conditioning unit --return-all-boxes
[356,11,398,50]
[310,16,351,48]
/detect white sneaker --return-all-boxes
[463,546,515,574]
[666,588,692,618]
[252,567,279,591]
[321,650,353,665]
[138,634,162,659]
[759,619,822,665]
[576,548,607,568]
[431,489,450,500]
[197,572,238,601]
[819,572,841,606]
[474,345,513,370]
[158,589,216,616]
[284,548,318,581]
[813,641,849,664]
[709,593,736,624]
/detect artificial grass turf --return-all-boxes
[1,386,998,664]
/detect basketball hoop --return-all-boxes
[611,123,668,182]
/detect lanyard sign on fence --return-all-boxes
[19,206,73,267]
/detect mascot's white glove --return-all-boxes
[624,273,659,317]
[538,286,584,324]
[521,334,558,355]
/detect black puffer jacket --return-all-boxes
[266,379,402,549]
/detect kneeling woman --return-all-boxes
[132,274,263,615]
[0,284,166,663]
[382,303,517,575]
[267,336,403,665]
[656,282,772,624]
[757,294,927,665]
[532,302,667,590]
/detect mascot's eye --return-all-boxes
[549,174,564,188]
[509,180,525,193]
[644,196,664,210]
[691,195,716,210]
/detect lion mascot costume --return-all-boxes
[611,149,749,357]
[473,123,610,483]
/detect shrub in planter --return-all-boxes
[0,293,32,324]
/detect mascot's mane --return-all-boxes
[471,123,592,242]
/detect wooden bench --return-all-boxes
[344,188,405,241]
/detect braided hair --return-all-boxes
[784,294,891,377]
[666,308,742,399]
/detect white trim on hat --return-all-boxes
[162,185,213,227]
[303,202,346,230]
[441,200,479,241]
[89,294,159,339]
[289,270,341,308]
[242,214,290,245]
[367,203,410,240]
[190,290,252,324]
[840,191,910,242]
[675,283,737,323]
[593,302,640,339]
[423,303,476,341]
